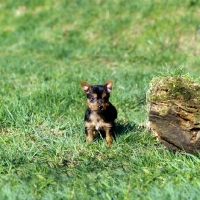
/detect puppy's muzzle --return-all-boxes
[98,100,103,110]
[98,105,103,110]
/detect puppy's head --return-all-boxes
[81,80,113,112]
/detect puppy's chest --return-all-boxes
[87,113,110,130]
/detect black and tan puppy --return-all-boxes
[80,80,117,146]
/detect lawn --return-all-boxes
[0,0,200,199]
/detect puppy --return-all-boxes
[80,80,117,146]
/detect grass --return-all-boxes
[0,0,200,199]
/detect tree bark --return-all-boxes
[146,76,200,154]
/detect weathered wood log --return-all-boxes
[146,76,200,154]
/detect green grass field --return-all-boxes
[0,0,200,199]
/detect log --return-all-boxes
[146,76,200,154]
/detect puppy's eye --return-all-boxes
[90,97,96,102]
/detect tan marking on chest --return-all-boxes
[85,112,111,131]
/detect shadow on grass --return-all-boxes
[114,121,139,137]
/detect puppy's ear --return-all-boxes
[80,81,91,94]
[104,80,113,93]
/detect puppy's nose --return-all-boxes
[98,105,103,110]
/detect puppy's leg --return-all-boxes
[105,129,113,147]
[86,129,94,142]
